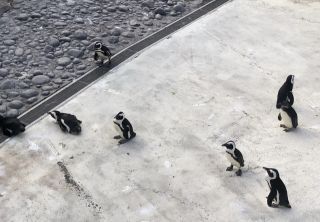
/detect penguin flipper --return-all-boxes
[3,128,13,137]
[288,92,294,106]
[267,189,277,207]
[94,53,98,61]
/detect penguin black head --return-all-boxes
[285,75,294,90]
[94,42,102,50]
[222,140,236,151]
[114,111,125,121]
[263,167,279,180]
[48,111,61,121]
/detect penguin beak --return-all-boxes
[263,167,269,171]
[221,143,227,147]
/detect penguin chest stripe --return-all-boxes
[60,119,70,133]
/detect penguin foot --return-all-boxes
[118,139,129,145]
[280,124,287,128]
[226,165,233,171]
[113,135,121,139]
[236,169,242,176]
[270,204,279,208]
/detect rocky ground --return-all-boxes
[0,0,203,118]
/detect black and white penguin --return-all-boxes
[113,111,136,144]
[276,75,294,109]
[278,102,298,132]
[0,115,26,137]
[48,111,82,134]
[94,41,112,65]
[221,141,244,176]
[263,167,291,208]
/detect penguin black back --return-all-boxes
[0,115,26,137]
[276,75,294,108]
[48,111,82,134]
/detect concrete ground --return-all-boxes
[0,0,320,221]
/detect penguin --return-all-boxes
[94,41,112,65]
[276,75,294,109]
[263,167,291,208]
[221,141,244,176]
[0,115,26,137]
[278,101,298,132]
[113,111,136,144]
[48,111,82,134]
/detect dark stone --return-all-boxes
[32,75,50,85]
[73,30,87,40]
[67,49,84,58]
[48,37,60,47]
[8,100,24,109]
[21,89,39,98]
[0,68,9,77]
[154,8,167,16]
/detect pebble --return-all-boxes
[48,37,60,47]
[21,89,39,98]
[3,40,16,46]
[73,30,87,40]
[0,68,9,77]
[16,13,29,21]
[57,57,72,66]
[68,49,84,58]
[15,48,24,56]
[8,100,24,109]
[32,75,50,85]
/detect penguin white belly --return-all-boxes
[113,122,124,138]
[225,153,241,168]
[97,51,108,60]
[280,110,293,128]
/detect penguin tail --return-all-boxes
[132,132,136,138]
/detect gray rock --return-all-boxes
[54,51,64,57]
[155,14,162,20]
[154,8,167,16]
[43,45,54,53]
[3,40,16,46]
[46,72,55,78]
[73,30,87,40]
[108,36,119,44]
[57,57,72,66]
[74,18,84,24]
[73,58,81,64]
[0,105,5,113]
[21,89,39,98]
[7,91,19,98]
[26,97,38,104]
[173,3,185,13]
[53,78,63,84]
[0,68,9,77]
[16,13,29,21]
[8,100,24,109]
[54,21,67,27]
[32,75,50,85]
[118,5,129,12]
[0,79,17,90]
[19,82,29,89]
[67,49,83,58]
[144,20,153,26]
[6,109,19,118]
[42,91,50,96]
[111,27,123,36]
[48,37,60,47]
[122,32,135,38]
[15,48,24,56]
[107,7,116,12]
[33,70,43,76]
[60,37,71,42]
[30,13,42,19]
[61,30,72,36]
[129,19,140,27]
[76,64,87,70]
[142,0,155,8]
